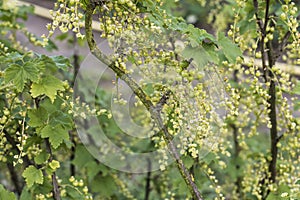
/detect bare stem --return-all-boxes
[253,0,278,198]
[144,159,151,200]
[7,162,22,195]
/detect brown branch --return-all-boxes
[253,0,268,81]
[85,2,203,199]
[144,159,152,200]
[263,0,270,31]
[45,139,61,200]
[252,1,279,199]
[266,40,278,186]
[70,32,80,177]
[7,162,22,195]
[253,0,264,34]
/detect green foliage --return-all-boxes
[0,0,299,200]
[31,76,65,102]
[22,165,44,188]
[0,184,16,200]
[5,62,39,91]
[217,32,242,63]
[40,125,69,149]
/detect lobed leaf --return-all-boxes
[5,62,39,92]
[22,166,43,188]
[30,75,65,102]
[40,125,69,149]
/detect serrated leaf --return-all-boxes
[40,55,70,71]
[22,166,43,188]
[0,184,16,200]
[49,110,72,129]
[28,107,48,127]
[5,62,38,91]
[40,125,69,149]
[34,150,50,165]
[30,75,65,102]
[217,32,242,63]
[182,46,212,68]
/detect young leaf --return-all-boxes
[40,125,69,149]
[30,75,65,102]
[5,62,39,91]
[22,165,43,188]
[0,184,16,200]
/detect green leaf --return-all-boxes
[22,165,43,188]
[65,186,85,200]
[291,81,300,95]
[182,46,212,68]
[16,5,34,20]
[217,32,242,63]
[182,155,195,169]
[34,150,50,165]
[0,184,16,200]
[49,110,72,129]
[40,125,69,149]
[30,75,65,102]
[5,62,39,91]
[91,175,117,197]
[28,107,48,127]
[72,145,94,169]
[55,33,69,41]
[87,161,102,181]
[20,187,33,200]
[50,56,71,71]
[202,152,216,165]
